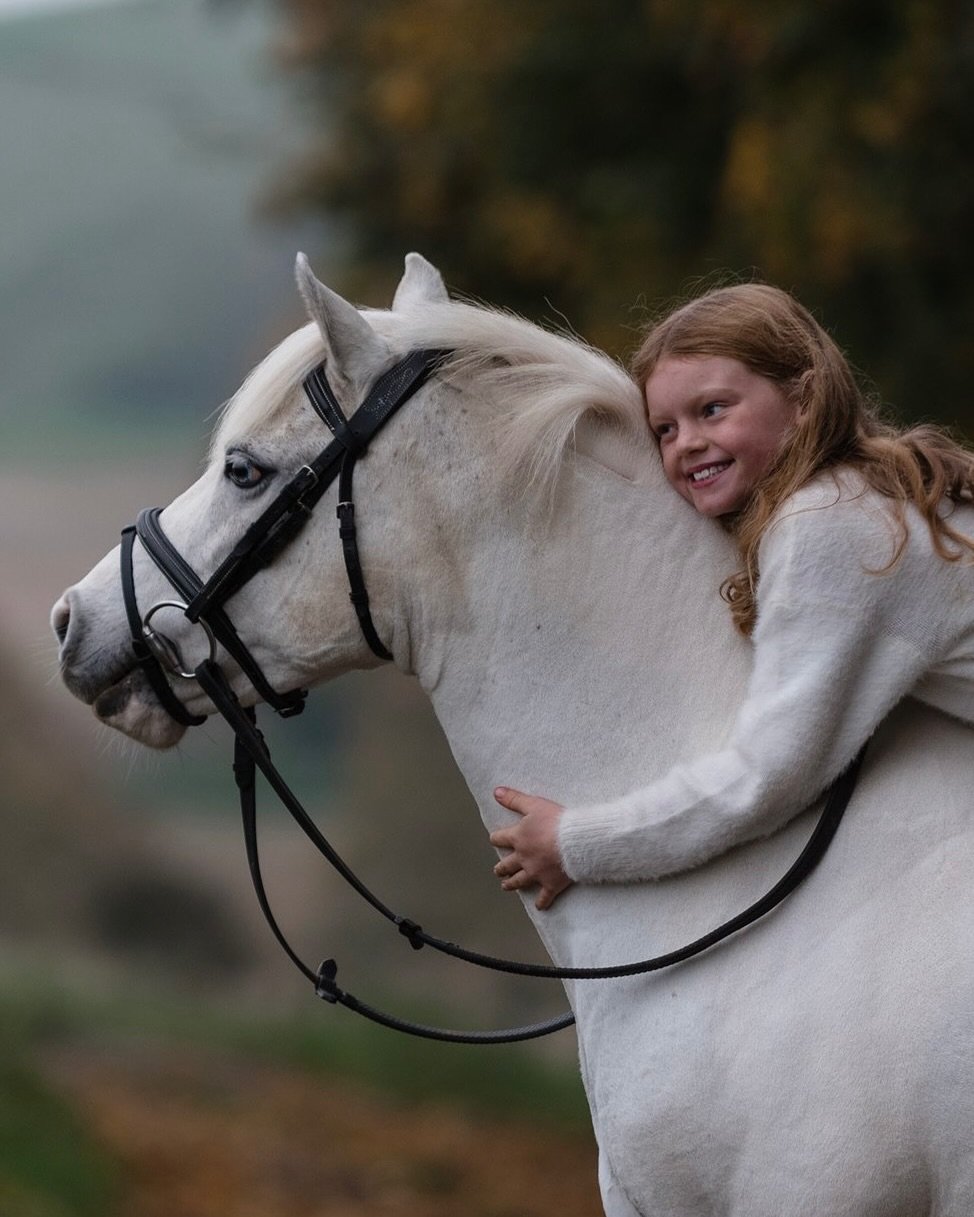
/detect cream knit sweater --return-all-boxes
[558,474,974,883]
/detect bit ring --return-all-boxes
[142,601,217,679]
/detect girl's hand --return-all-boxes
[489,787,572,910]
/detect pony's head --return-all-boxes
[52,255,647,747]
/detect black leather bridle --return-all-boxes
[119,347,865,1044]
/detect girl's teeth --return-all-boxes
[691,464,728,482]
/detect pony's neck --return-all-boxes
[399,394,750,822]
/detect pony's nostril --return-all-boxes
[51,596,71,645]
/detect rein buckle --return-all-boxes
[315,959,340,1003]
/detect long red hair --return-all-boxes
[632,283,974,634]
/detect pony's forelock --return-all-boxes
[211,323,325,456]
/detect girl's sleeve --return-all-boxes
[557,500,943,883]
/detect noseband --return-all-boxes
[118,346,864,1045]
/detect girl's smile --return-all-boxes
[645,356,798,516]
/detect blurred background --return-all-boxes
[2,1,972,1213]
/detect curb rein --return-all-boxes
[120,348,865,1046]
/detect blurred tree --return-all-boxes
[267,0,974,427]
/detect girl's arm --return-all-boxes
[490,491,961,897]
[554,494,947,884]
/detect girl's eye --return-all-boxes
[702,401,726,418]
[653,422,674,441]
[224,453,268,489]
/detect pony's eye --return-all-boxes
[224,453,267,489]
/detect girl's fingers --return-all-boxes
[493,855,520,877]
[493,786,527,813]
[536,879,572,910]
[493,787,565,820]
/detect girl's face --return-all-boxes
[645,355,797,517]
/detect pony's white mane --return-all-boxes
[377,300,649,490]
[215,298,649,491]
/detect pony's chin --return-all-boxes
[93,672,189,749]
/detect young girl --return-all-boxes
[491,283,974,910]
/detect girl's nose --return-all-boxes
[676,425,707,456]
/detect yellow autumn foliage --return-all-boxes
[269,0,974,426]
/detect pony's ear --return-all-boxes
[392,252,448,310]
[295,253,390,400]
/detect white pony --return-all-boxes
[53,255,974,1217]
